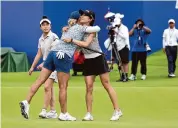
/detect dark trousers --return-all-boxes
[131,52,147,75]
[165,46,177,74]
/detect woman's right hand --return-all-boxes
[28,67,34,75]
[62,26,69,32]
[133,24,137,29]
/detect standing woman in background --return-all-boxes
[28,16,58,119]
[63,10,122,121]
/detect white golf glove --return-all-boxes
[56,51,65,59]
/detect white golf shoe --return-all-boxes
[39,109,47,118]
[141,74,146,80]
[110,110,123,121]
[46,110,58,119]
[168,73,176,77]
[19,100,30,119]
[82,112,93,121]
[129,74,136,80]
[58,112,76,121]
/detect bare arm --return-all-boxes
[62,33,95,47]
[72,33,95,47]
[129,24,137,36]
[143,26,152,34]
[29,48,42,75]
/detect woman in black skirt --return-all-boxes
[63,10,122,121]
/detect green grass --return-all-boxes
[1,51,178,128]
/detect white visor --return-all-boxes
[40,19,51,25]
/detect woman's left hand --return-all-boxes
[62,38,72,43]
[37,62,44,70]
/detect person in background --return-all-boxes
[72,49,85,76]
[129,19,151,80]
[104,12,130,82]
[162,19,178,77]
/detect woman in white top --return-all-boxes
[28,16,58,118]
[63,10,122,121]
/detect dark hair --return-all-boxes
[135,18,145,25]
[40,16,50,27]
[89,20,94,26]
[79,10,95,26]
[42,16,48,19]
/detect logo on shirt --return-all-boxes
[176,0,178,9]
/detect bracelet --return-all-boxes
[71,38,73,42]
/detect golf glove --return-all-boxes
[56,51,65,59]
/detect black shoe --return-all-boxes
[116,78,123,82]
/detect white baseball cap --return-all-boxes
[168,19,175,24]
[40,19,51,25]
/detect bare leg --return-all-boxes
[26,68,52,104]
[123,63,129,73]
[99,72,120,111]
[84,75,96,113]
[57,72,70,113]
[50,85,55,110]
[43,78,54,110]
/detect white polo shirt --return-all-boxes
[115,24,130,51]
[162,27,178,48]
[38,31,59,61]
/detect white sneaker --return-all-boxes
[168,73,176,77]
[58,113,66,121]
[129,74,136,80]
[110,110,123,121]
[58,112,76,121]
[65,112,76,121]
[141,74,146,80]
[39,109,47,118]
[82,112,93,121]
[19,100,30,119]
[46,110,58,119]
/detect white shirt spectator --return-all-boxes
[162,27,178,48]
[115,24,130,51]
